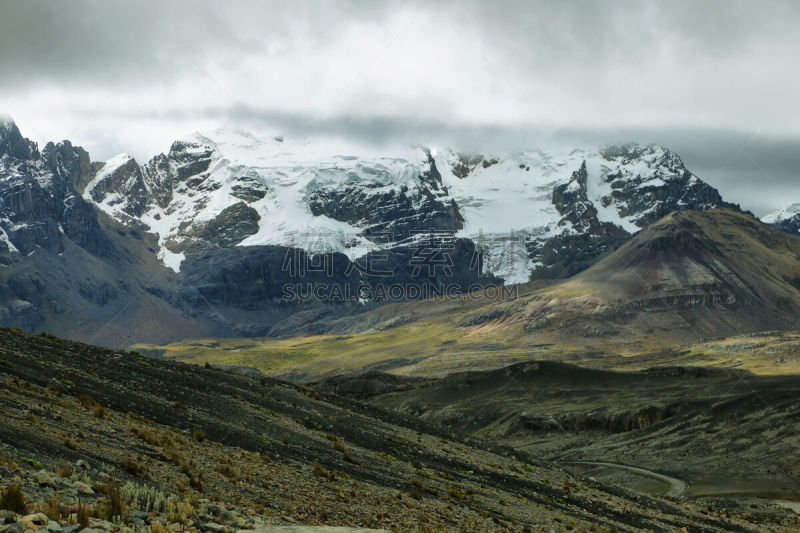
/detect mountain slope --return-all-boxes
[505,208,800,344]
[1,327,780,532]
[0,119,495,344]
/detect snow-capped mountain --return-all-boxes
[84,130,734,283]
[0,115,743,344]
[763,203,800,234]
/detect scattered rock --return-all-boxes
[19,513,48,526]
[36,473,57,488]
[6,523,24,533]
[74,482,94,495]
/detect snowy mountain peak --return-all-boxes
[763,203,800,224]
[0,113,16,131]
[762,203,800,235]
[0,115,38,161]
[76,130,736,280]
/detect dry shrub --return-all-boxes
[76,505,91,528]
[96,484,127,522]
[0,484,26,513]
[120,459,141,477]
[55,463,72,478]
[79,394,96,409]
[331,437,359,465]
[167,501,193,527]
[332,438,347,454]
[313,460,331,480]
[42,497,67,521]
[130,426,160,446]
[215,464,236,480]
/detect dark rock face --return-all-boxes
[43,141,93,193]
[308,156,463,245]
[530,162,629,279]
[169,201,261,253]
[529,233,624,280]
[140,153,174,208]
[309,184,463,243]
[552,161,606,233]
[230,177,268,202]
[192,201,261,248]
[178,246,360,310]
[357,238,500,300]
[0,299,42,331]
[0,118,38,160]
[87,156,152,218]
[0,125,116,259]
[170,140,214,182]
[60,193,118,259]
[449,153,494,179]
[174,237,498,336]
[178,238,497,309]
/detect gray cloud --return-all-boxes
[0,0,798,216]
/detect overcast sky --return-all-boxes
[1,0,798,215]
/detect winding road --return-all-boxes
[565,461,689,498]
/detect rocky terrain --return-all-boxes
[4,328,791,531]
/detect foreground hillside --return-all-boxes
[138,209,800,380]
[2,329,786,531]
